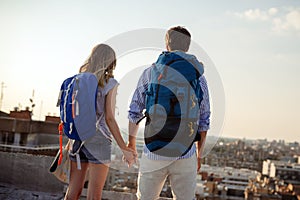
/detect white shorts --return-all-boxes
[137,153,197,200]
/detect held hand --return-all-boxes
[122,147,137,167]
[127,142,137,152]
[127,142,138,161]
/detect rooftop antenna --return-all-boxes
[29,89,35,117]
[0,82,6,111]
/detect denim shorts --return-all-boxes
[69,131,112,164]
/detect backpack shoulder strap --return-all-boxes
[68,140,85,170]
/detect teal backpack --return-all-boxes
[144,51,204,157]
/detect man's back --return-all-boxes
[127,26,211,200]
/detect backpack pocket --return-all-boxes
[144,115,198,157]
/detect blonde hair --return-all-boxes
[79,44,116,87]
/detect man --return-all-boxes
[128,26,211,200]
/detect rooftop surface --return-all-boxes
[0,183,172,200]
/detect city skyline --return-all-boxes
[0,0,299,142]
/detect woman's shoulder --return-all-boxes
[107,77,118,86]
[104,78,119,94]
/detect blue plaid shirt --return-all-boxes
[128,67,211,160]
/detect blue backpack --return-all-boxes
[57,72,98,141]
[144,51,204,157]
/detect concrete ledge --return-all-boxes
[101,190,172,200]
[0,183,172,200]
[0,183,64,200]
[0,152,173,200]
[0,151,66,193]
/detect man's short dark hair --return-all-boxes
[166,26,191,52]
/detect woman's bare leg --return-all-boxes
[86,163,109,200]
[64,161,89,200]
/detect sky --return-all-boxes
[0,0,299,142]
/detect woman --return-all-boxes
[64,44,136,200]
